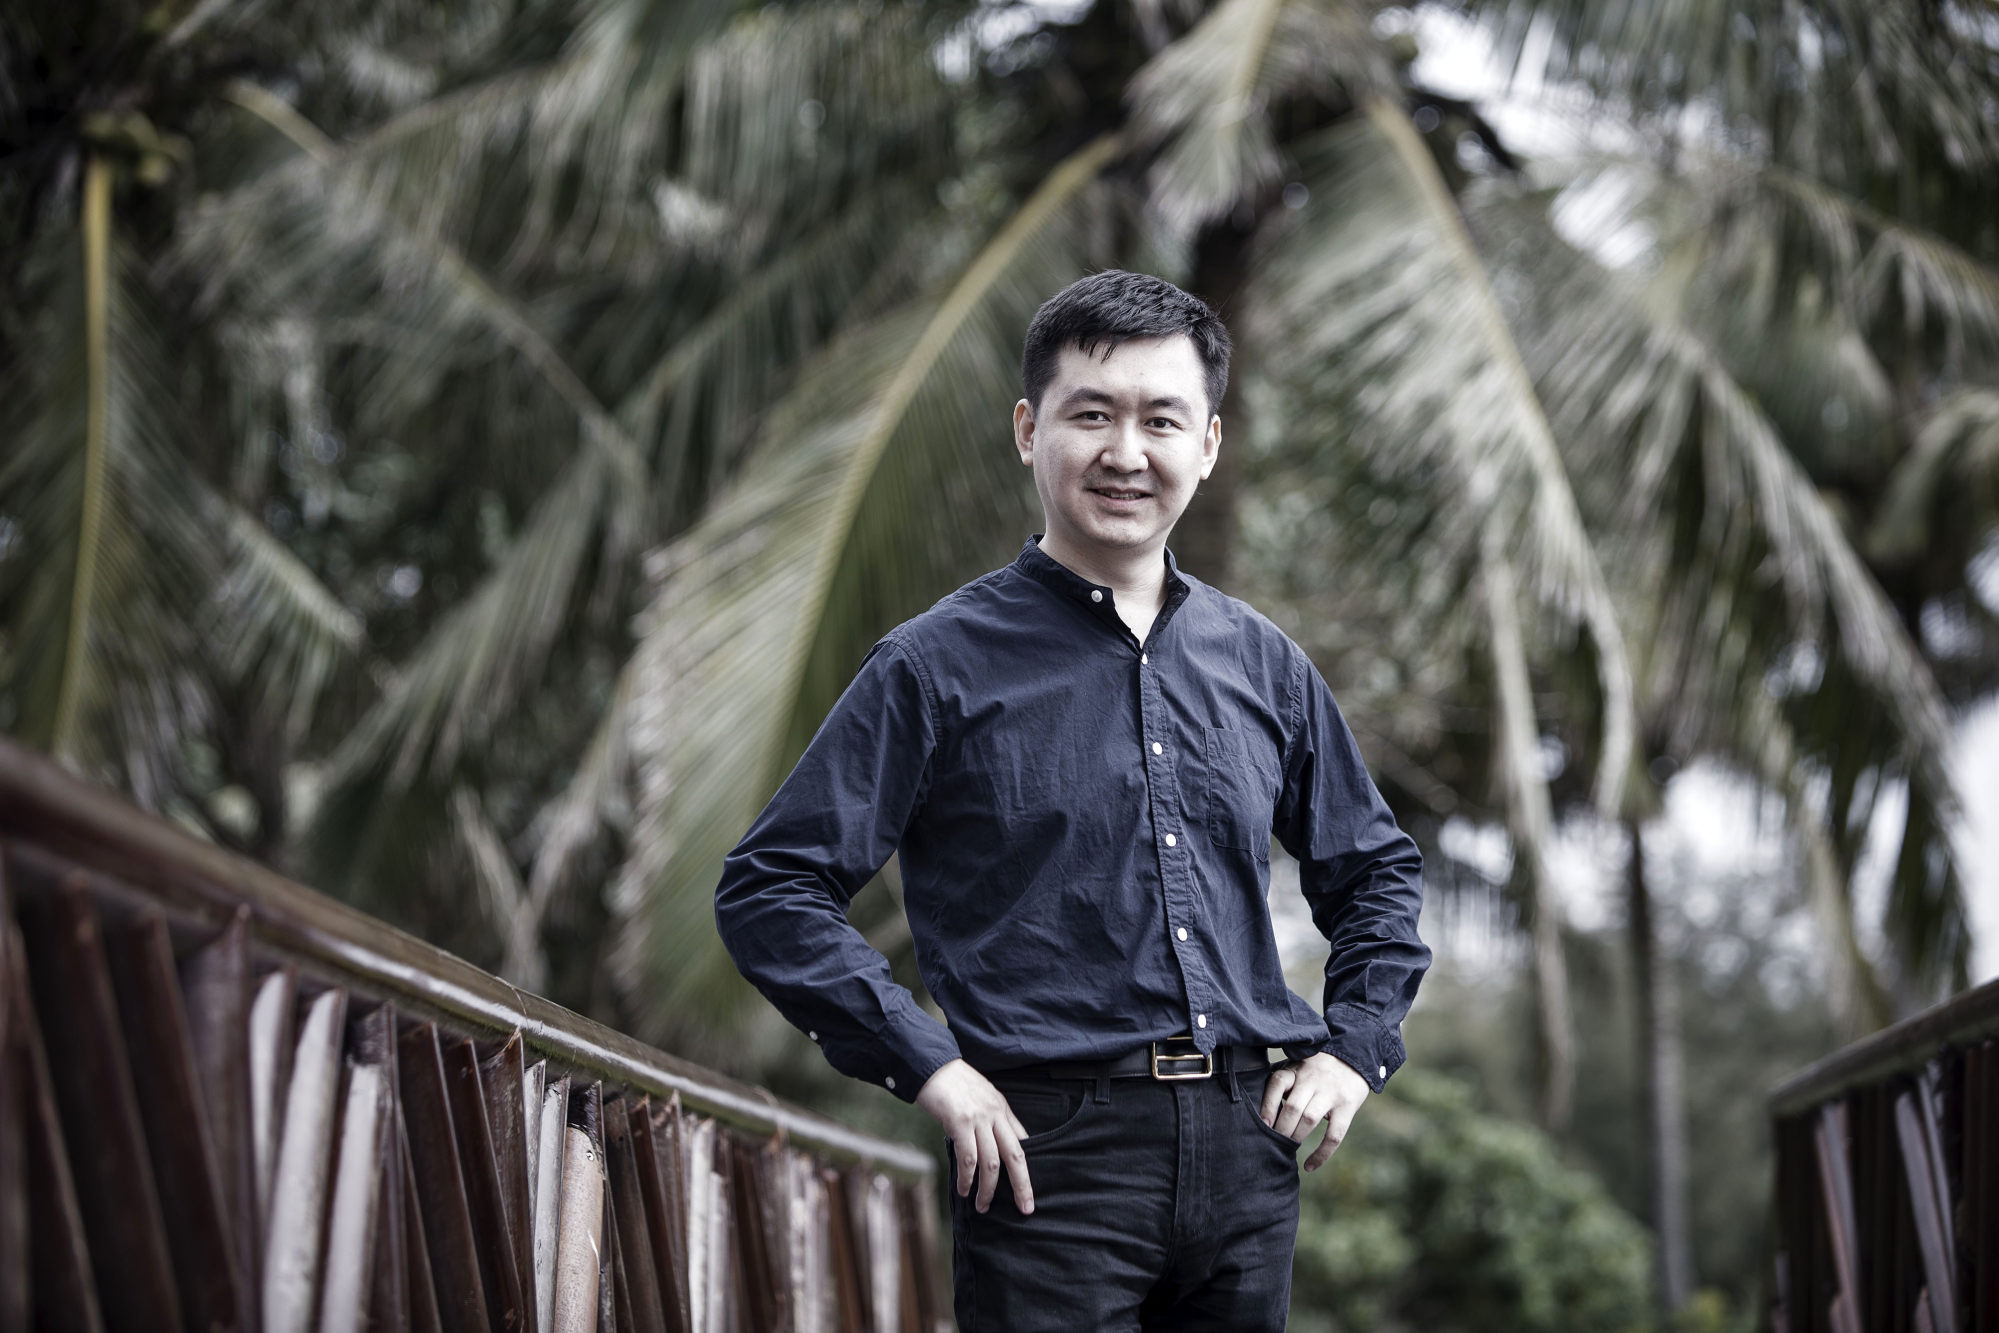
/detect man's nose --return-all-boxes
[1099,420,1148,473]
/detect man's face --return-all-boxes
[1013,332,1221,560]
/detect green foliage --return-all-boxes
[1405,835,1844,1318]
[1288,1069,1653,1333]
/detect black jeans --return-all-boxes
[945,1059,1302,1331]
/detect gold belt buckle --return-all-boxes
[1149,1035,1212,1080]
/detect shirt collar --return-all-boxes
[1011,534,1191,630]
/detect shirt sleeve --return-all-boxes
[1271,649,1432,1093]
[713,632,963,1104]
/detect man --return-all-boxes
[714,270,1429,1330]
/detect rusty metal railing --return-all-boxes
[0,737,946,1333]
[1766,975,1999,1333]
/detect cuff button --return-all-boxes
[885,1075,896,1090]
[1378,1065,1388,1079]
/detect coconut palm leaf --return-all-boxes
[1457,0,1999,182]
[325,442,619,792]
[1490,193,1972,1001]
[1869,388,1999,563]
[192,83,650,799]
[1,172,206,790]
[1244,98,1645,1123]
[0,159,355,805]
[200,81,645,477]
[1583,151,1999,381]
[1251,101,1638,817]
[606,136,1123,1050]
[1125,0,1388,234]
[212,504,364,745]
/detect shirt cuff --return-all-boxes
[875,1005,964,1104]
[1313,1003,1408,1094]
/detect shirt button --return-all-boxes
[1090,589,1104,603]
[884,1076,896,1090]
[808,1031,818,1041]
[1196,1013,1207,1028]
[1379,1065,1388,1079]
[1176,927,1188,941]
[1151,742,1163,755]
[1164,833,1177,847]
[1141,652,1148,664]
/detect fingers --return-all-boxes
[953,1132,978,1198]
[947,1092,1037,1216]
[1308,1092,1361,1170]
[1274,1088,1330,1143]
[1258,1064,1297,1130]
[1000,1123,1034,1215]
[974,1120,1002,1212]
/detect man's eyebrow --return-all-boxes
[1055,387,1196,416]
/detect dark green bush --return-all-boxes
[1288,1069,1652,1333]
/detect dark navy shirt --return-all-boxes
[714,535,1430,1105]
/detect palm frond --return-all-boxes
[1488,192,1972,998]
[1868,388,1999,563]
[516,659,637,960]
[1549,271,1953,771]
[1251,99,1637,821]
[202,81,666,811]
[0,176,213,798]
[451,785,539,989]
[1705,160,1999,379]
[210,505,363,744]
[1457,0,1999,183]
[325,442,616,791]
[1126,0,1387,235]
[206,80,646,480]
[606,135,1123,1049]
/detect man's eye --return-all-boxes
[1147,418,1181,430]
[1077,410,1109,422]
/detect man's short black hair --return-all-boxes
[1021,269,1232,419]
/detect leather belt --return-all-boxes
[987,1034,1279,1082]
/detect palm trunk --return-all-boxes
[1628,816,1693,1313]
[1528,888,1574,1131]
[1174,215,1257,591]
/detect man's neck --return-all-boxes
[1036,529,1169,638]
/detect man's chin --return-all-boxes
[1066,515,1172,552]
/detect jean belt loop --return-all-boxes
[1093,1072,1111,1103]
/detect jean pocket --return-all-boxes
[994,1078,1091,1146]
[1239,1068,1306,1157]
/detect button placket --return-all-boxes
[1138,643,1213,1051]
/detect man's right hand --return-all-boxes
[915,1058,1035,1215]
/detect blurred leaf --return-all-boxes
[1127,0,1387,234]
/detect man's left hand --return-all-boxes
[1257,1052,1371,1171]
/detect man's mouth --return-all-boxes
[1090,486,1151,501]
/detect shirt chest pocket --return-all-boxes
[1202,724,1278,860]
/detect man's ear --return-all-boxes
[1198,413,1222,480]
[1013,398,1036,466]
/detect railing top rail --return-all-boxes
[1767,972,1999,1117]
[0,737,934,1179]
